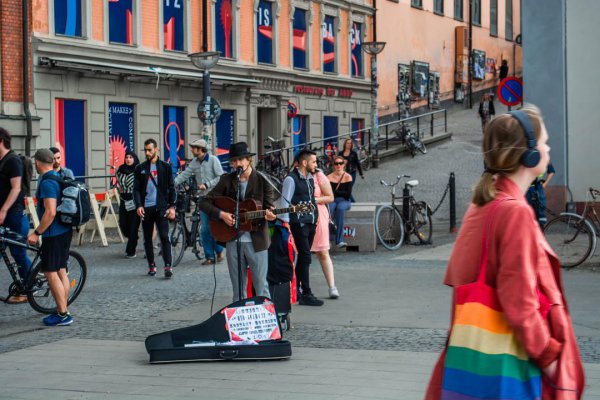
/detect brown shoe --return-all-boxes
[216,252,225,263]
[7,295,28,304]
[201,259,215,265]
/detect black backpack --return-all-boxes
[0,151,33,196]
[43,175,91,227]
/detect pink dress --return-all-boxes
[311,170,331,252]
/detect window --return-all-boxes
[54,0,83,37]
[350,22,363,77]
[322,15,336,73]
[454,0,463,20]
[163,0,185,51]
[292,8,308,69]
[323,116,338,148]
[109,0,134,45]
[434,0,444,15]
[214,0,234,58]
[490,0,498,36]
[506,0,513,40]
[411,0,423,8]
[257,0,274,64]
[163,106,186,174]
[472,0,481,26]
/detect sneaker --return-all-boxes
[43,312,73,326]
[201,258,215,265]
[148,264,156,276]
[164,266,173,278]
[299,293,324,306]
[337,242,348,248]
[216,252,225,263]
[125,253,136,259]
[328,286,340,299]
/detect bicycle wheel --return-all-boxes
[192,222,204,261]
[170,219,186,267]
[543,214,596,268]
[411,201,433,244]
[27,250,87,314]
[374,205,405,250]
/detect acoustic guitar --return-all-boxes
[209,196,315,242]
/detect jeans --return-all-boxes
[141,207,172,267]
[225,241,269,301]
[526,184,547,227]
[290,223,316,296]
[330,198,352,244]
[200,211,223,260]
[2,211,32,280]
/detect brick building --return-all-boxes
[0,0,375,186]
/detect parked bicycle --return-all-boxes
[257,136,288,182]
[391,123,427,157]
[543,187,600,268]
[0,227,87,313]
[169,183,205,267]
[374,175,433,250]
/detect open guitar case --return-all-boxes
[145,296,292,363]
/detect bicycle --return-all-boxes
[169,183,205,267]
[0,227,87,314]
[543,187,600,268]
[257,136,288,182]
[391,123,427,157]
[374,175,433,250]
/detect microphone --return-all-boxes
[235,166,244,176]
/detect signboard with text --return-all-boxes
[224,303,281,342]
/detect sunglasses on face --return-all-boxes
[334,162,344,166]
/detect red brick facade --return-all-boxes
[0,0,32,104]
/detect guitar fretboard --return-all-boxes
[243,206,298,220]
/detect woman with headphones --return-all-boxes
[425,104,585,399]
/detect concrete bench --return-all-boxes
[331,203,382,253]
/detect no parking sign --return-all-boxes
[497,77,523,106]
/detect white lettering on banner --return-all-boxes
[165,0,181,8]
[259,7,270,26]
[224,303,281,342]
[350,26,361,45]
[322,22,334,39]
[343,226,356,238]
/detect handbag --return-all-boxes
[441,199,542,400]
[124,199,136,211]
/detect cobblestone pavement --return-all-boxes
[1,103,598,365]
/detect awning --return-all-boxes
[38,56,261,86]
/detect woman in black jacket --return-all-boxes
[116,150,141,258]
[478,93,496,134]
[338,138,363,202]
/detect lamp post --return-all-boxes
[189,51,220,150]
[362,41,386,168]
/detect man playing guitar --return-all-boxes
[199,142,276,301]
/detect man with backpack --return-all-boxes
[0,128,32,303]
[49,147,75,181]
[27,149,74,326]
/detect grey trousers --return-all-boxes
[225,241,270,301]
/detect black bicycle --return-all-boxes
[0,227,87,314]
[374,175,433,250]
[392,124,427,157]
[169,184,205,267]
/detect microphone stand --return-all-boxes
[235,168,243,301]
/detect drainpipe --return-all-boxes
[468,0,473,109]
[373,0,377,42]
[202,0,208,52]
[23,0,33,156]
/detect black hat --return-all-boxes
[228,142,255,160]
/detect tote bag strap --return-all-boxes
[477,198,511,284]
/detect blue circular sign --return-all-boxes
[497,77,523,106]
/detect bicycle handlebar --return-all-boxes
[380,175,411,187]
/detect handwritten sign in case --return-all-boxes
[224,302,281,342]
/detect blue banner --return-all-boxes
[292,115,307,157]
[322,16,335,73]
[350,22,363,77]
[164,0,184,51]
[215,110,235,171]
[109,0,133,44]
[257,0,273,64]
[54,0,82,37]
[163,106,186,175]
[108,102,135,172]
[215,0,233,58]
[292,9,307,69]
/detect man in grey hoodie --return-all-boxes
[175,139,225,264]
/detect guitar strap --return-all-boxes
[255,170,294,207]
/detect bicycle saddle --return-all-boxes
[406,180,419,187]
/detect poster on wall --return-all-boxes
[472,49,486,80]
[292,115,307,156]
[322,16,335,73]
[257,0,273,64]
[163,106,186,175]
[108,103,135,180]
[411,61,430,98]
[55,99,86,178]
[108,0,133,44]
[163,0,184,51]
[292,8,307,69]
[54,0,82,37]
[215,110,235,171]
[215,0,233,58]
[323,116,338,151]
[350,22,363,77]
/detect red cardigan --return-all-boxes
[425,176,585,400]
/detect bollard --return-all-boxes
[403,184,410,242]
[449,172,457,233]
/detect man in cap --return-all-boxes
[199,142,276,301]
[27,149,74,326]
[49,147,75,181]
[174,139,224,265]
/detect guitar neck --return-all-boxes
[243,206,297,221]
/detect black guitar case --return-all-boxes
[145,296,292,364]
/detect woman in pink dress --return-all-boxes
[310,168,339,298]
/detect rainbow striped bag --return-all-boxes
[441,201,542,400]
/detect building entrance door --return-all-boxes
[257,107,277,156]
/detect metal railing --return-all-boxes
[263,109,447,166]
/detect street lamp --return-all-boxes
[188,51,221,149]
[362,41,386,168]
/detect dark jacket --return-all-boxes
[200,168,275,252]
[478,100,496,118]
[133,158,176,211]
[338,150,363,176]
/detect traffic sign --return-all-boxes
[197,97,221,124]
[497,77,523,106]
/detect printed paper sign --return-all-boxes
[224,303,281,342]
